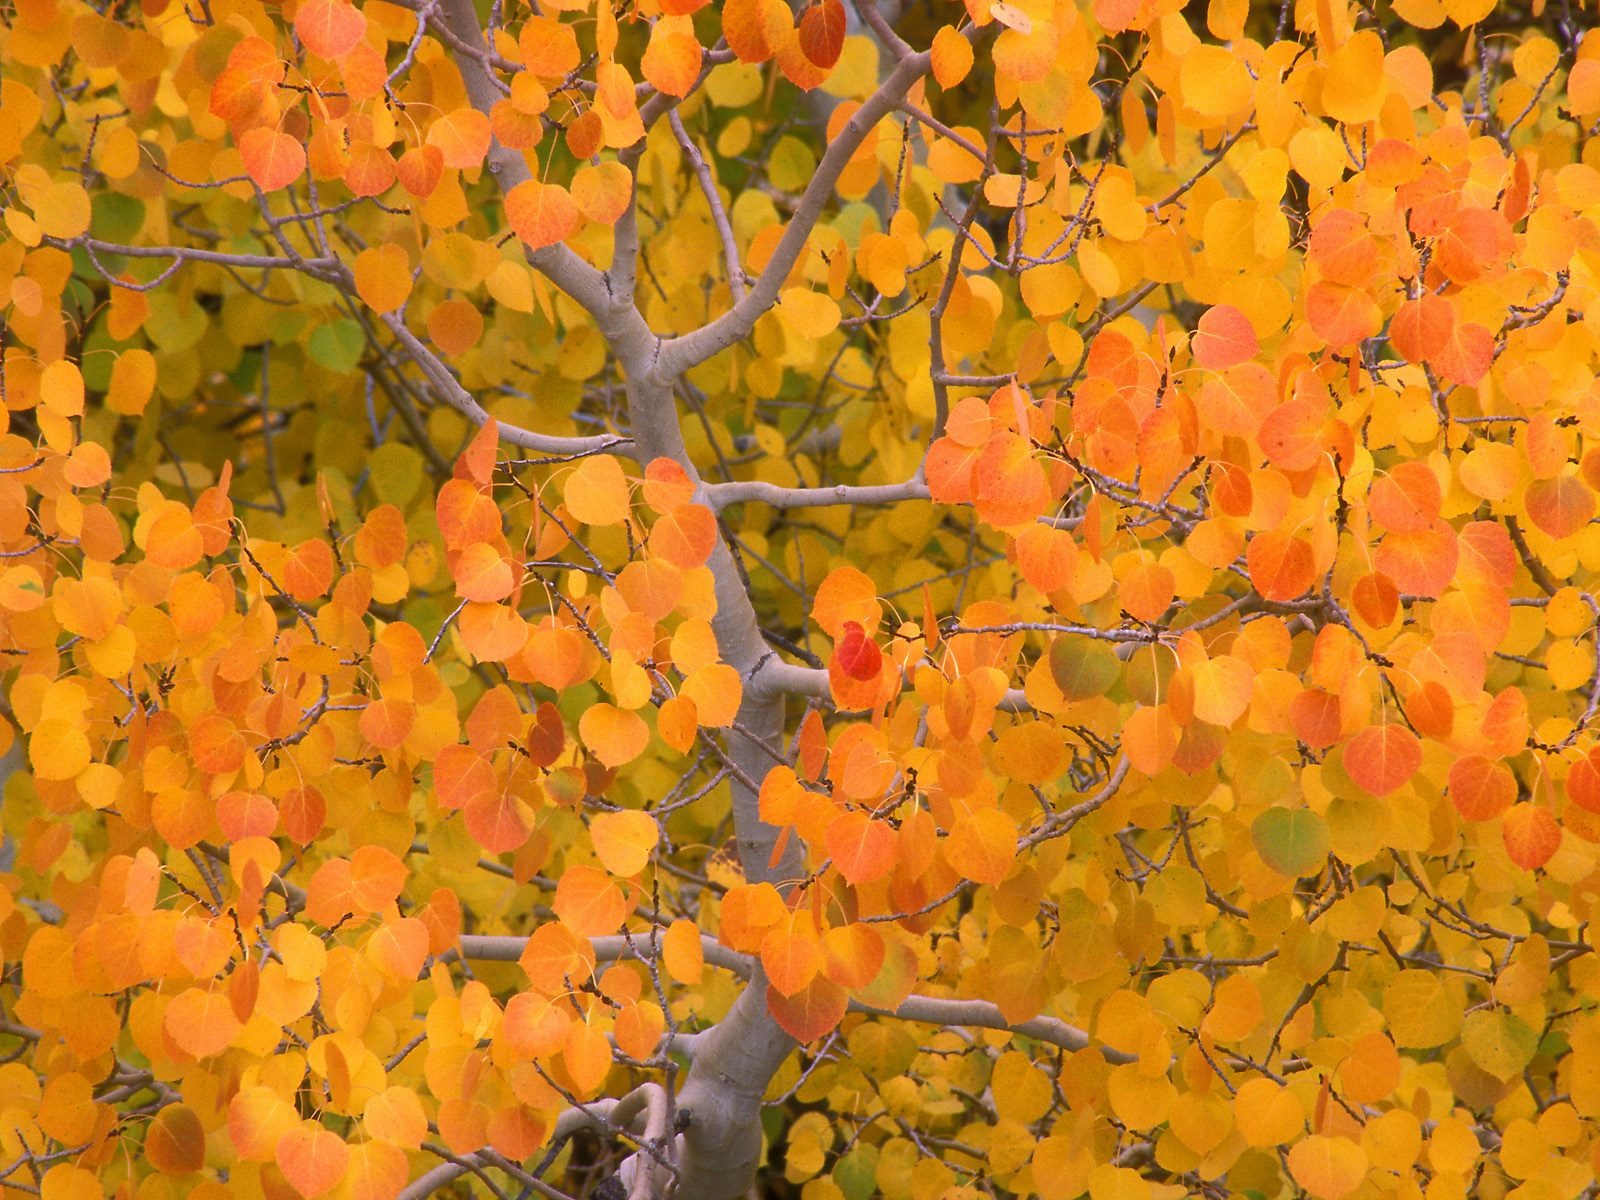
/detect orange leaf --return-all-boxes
[240,128,306,192]
[295,0,366,59]
[1192,304,1258,370]
[1450,755,1515,822]
[1526,475,1595,541]
[1307,208,1376,286]
[766,974,847,1041]
[1246,529,1316,601]
[276,1124,350,1200]
[1388,293,1454,364]
[641,19,702,96]
[165,987,242,1059]
[553,865,628,937]
[761,916,822,997]
[590,809,659,876]
[1306,280,1380,348]
[506,180,579,250]
[464,787,534,854]
[1343,724,1421,797]
[943,807,1018,886]
[1567,749,1600,814]
[649,503,717,567]
[396,145,443,198]
[572,161,634,224]
[578,703,649,768]
[565,455,631,526]
[359,697,414,751]
[826,810,894,885]
[1368,463,1441,533]
[426,109,490,169]
[819,922,884,989]
[147,1104,207,1174]
[1502,804,1560,871]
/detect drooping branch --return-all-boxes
[377,313,638,458]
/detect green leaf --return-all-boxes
[1049,635,1120,701]
[91,193,145,243]
[1250,807,1329,878]
[369,443,425,507]
[307,319,364,374]
[1461,1009,1538,1081]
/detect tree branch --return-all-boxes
[378,313,637,458]
[655,50,933,374]
[668,108,746,304]
[703,475,929,510]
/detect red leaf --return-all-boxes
[835,621,882,681]
[797,0,845,69]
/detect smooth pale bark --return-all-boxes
[429,2,815,1193]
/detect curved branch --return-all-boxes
[379,313,637,458]
[849,994,1134,1063]
[656,49,934,374]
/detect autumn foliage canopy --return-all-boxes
[4,0,1600,1196]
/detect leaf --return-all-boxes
[578,704,649,768]
[426,109,491,169]
[353,244,413,313]
[276,1124,350,1199]
[797,0,846,70]
[1502,803,1560,870]
[931,26,974,88]
[572,161,634,224]
[1246,529,1316,601]
[1306,281,1381,348]
[1389,293,1454,363]
[590,810,658,876]
[813,567,880,637]
[1191,304,1258,370]
[641,19,702,96]
[1251,808,1330,877]
[506,181,579,249]
[1450,755,1515,821]
[1342,725,1422,796]
[165,987,243,1059]
[1049,635,1120,700]
[834,621,882,681]
[295,0,365,58]
[944,808,1018,886]
[565,455,631,526]
[1286,1136,1368,1200]
[648,502,717,567]
[1526,474,1595,540]
[761,917,822,997]
[1461,1009,1538,1081]
[240,127,306,191]
[825,811,894,885]
[552,865,628,937]
[520,15,579,76]
[766,974,847,1042]
[146,1105,207,1174]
